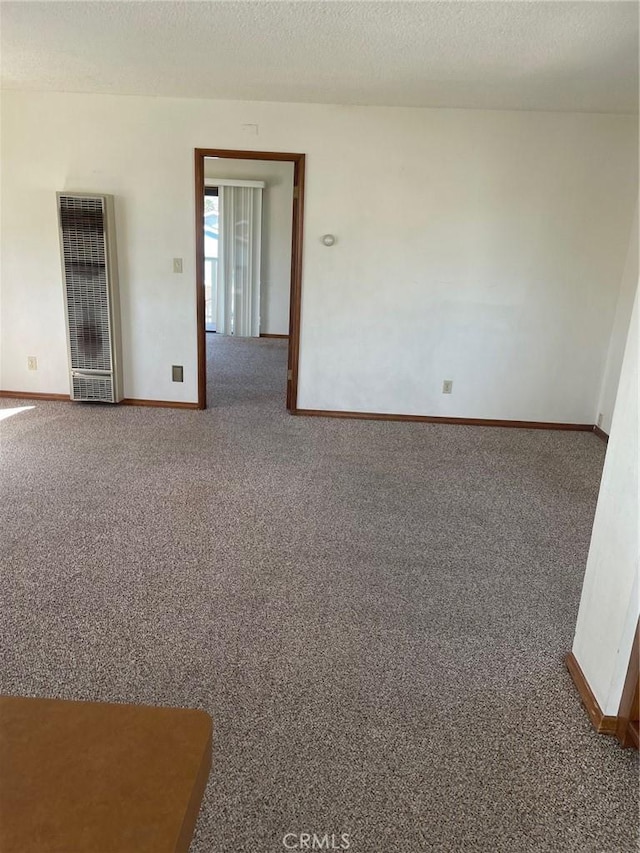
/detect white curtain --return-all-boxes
[216,185,262,337]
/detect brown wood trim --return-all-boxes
[195,150,206,410]
[195,148,304,162]
[0,391,198,410]
[293,409,595,431]
[0,390,70,401]
[565,652,617,735]
[287,153,305,412]
[259,333,289,339]
[0,388,601,434]
[593,425,609,443]
[616,622,639,748]
[120,398,199,410]
[194,148,305,412]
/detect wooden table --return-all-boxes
[0,695,213,853]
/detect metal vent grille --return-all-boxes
[59,195,112,372]
[72,374,114,402]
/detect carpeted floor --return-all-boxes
[1,334,637,852]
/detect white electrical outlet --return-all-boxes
[27,356,37,371]
[172,258,183,274]
[597,413,603,428]
[442,380,453,394]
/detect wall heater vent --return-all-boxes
[57,192,123,403]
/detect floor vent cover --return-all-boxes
[72,374,114,403]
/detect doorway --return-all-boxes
[194,148,305,411]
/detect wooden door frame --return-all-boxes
[616,621,639,748]
[194,148,306,411]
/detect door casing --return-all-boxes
[194,148,306,411]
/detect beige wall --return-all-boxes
[596,199,638,434]
[572,292,639,716]
[1,91,637,413]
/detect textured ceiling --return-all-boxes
[1,1,638,113]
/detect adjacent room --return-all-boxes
[201,155,294,410]
[0,2,638,852]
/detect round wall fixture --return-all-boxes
[321,234,336,246]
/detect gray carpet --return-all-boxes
[0,334,637,853]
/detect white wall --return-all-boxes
[572,292,639,716]
[204,158,293,336]
[595,199,638,434]
[0,91,637,412]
